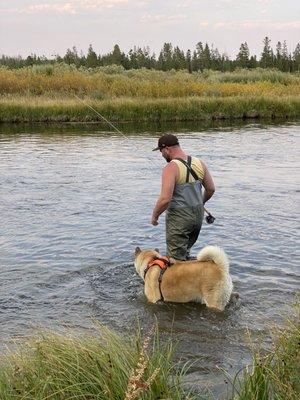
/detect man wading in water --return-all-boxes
[151,134,215,260]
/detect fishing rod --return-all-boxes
[74,95,215,224]
[74,94,161,170]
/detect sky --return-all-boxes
[1,0,300,59]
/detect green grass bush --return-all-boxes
[232,300,300,400]
[0,325,195,400]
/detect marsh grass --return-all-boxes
[1,95,299,123]
[232,301,300,400]
[1,66,300,98]
[1,65,299,122]
[0,324,196,400]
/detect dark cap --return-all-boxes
[152,134,179,151]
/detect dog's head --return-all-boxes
[134,246,160,279]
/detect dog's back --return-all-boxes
[162,246,232,310]
[135,245,233,311]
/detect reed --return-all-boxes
[1,95,300,122]
[1,65,299,122]
[232,300,300,400]
[0,324,195,400]
[1,66,300,98]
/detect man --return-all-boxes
[151,133,215,260]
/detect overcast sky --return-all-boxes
[1,0,299,59]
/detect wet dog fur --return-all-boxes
[134,246,233,311]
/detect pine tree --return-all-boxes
[111,44,123,65]
[202,43,211,69]
[275,41,283,70]
[281,40,290,72]
[192,42,204,71]
[292,43,300,71]
[86,44,98,68]
[260,36,274,68]
[158,43,173,70]
[186,49,192,73]
[248,55,258,69]
[236,42,250,68]
[173,46,186,70]
[63,48,79,65]
[210,45,221,70]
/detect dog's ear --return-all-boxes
[135,247,141,256]
[155,248,160,253]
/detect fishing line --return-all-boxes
[75,95,215,223]
[74,95,161,171]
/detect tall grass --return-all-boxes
[0,324,195,400]
[1,65,299,121]
[0,305,298,399]
[1,95,299,122]
[203,68,300,85]
[232,301,300,400]
[1,65,300,98]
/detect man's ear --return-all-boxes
[135,247,141,256]
[155,248,160,253]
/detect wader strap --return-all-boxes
[175,157,199,181]
[186,155,191,183]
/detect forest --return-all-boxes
[1,37,300,72]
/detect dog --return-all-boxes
[134,245,233,311]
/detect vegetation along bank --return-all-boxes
[0,300,299,399]
[1,66,300,122]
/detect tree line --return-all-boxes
[1,37,300,72]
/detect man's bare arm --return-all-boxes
[201,161,215,204]
[151,163,177,225]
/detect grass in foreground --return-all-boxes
[0,324,195,400]
[232,301,300,400]
[0,302,298,400]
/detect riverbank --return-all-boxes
[1,66,300,122]
[1,95,300,123]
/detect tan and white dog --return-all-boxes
[134,245,233,311]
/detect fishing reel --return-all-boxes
[205,213,215,224]
[204,208,215,224]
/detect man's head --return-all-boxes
[153,134,180,162]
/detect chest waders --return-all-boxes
[166,156,204,260]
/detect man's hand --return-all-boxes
[151,215,159,226]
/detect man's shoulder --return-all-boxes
[162,161,179,180]
[164,161,179,172]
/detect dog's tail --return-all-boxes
[196,246,229,273]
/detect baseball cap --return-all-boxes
[152,134,179,151]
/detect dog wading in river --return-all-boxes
[134,245,233,311]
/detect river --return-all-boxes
[0,120,299,397]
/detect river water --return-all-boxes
[0,121,299,397]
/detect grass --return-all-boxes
[1,95,300,123]
[0,65,300,122]
[0,324,196,400]
[1,66,300,98]
[232,300,300,400]
[0,302,299,399]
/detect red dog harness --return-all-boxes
[144,256,171,301]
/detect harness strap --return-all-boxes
[175,157,199,182]
[158,269,166,301]
[144,257,171,302]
